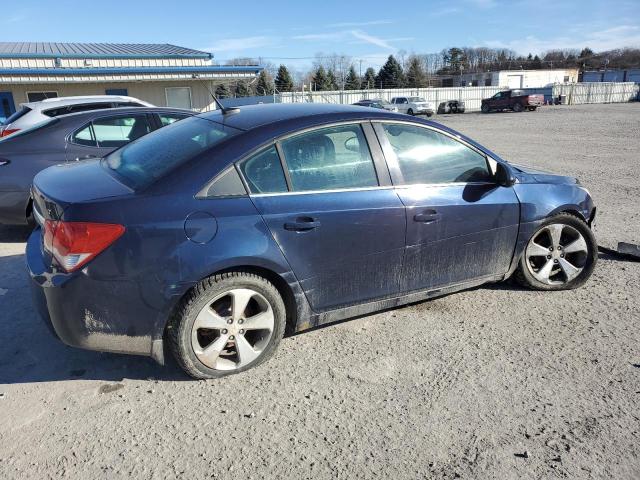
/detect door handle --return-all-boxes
[284,217,320,232]
[413,210,441,223]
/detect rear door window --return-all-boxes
[71,123,97,147]
[92,115,152,148]
[239,145,288,194]
[279,124,378,192]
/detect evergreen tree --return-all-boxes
[361,67,377,89]
[274,64,294,92]
[234,81,252,97]
[256,70,274,95]
[531,55,542,69]
[405,56,427,88]
[312,65,330,90]
[345,66,360,90]
[327,69,339,90]
[215,83,231,98]
[375,55,405,89]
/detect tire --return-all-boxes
[515,213,597,291]
[513,102,523,112]
[167,272,287,379]
[530,106,537,111]
[481,104,490,113]
[426,112,433,117]
[407,108,414,115]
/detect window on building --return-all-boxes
[165,87,192,109]
[471,80,479,86]
[106,88,128,96]
[280,124,378,192]
[485,78,492,86]
[27,92,58,102]
[379,123,492,185]
[239,146,288,194]
[563,76,570,83]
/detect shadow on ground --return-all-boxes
[0,251,189,384]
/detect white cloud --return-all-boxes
[292,32,345,41]
[350,30,394,50]
[483,25,640,54]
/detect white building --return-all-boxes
[0,42,262,122]
[443,69,579,89]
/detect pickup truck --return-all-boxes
[481,89,544,113]
[390,96,435,117]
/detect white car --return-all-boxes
[0,95,153,138]
[390,96,435,117]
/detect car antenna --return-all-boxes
[201,81,240,115]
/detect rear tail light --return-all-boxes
[0,128,19,137]
[44,220,125,272]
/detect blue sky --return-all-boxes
[3,0,639,71]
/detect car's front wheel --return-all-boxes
[481,104,490,113]
[515,213,597,291]
[513,102,523,112]
[407,108,414,115]
[168,272,286,379]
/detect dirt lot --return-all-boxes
[1,103,639,479]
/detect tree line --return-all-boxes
[213,46,640,97]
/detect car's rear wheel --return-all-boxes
[515,213,597,291]
[513,102,523,112]
[168,272,286,379]
[481,104,490,113]
[407,108,414,115]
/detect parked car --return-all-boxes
[481,90,544,113]
[0,107,193,225]
[352,99,398,112]
[391,96,435,116]
[0,95,153,138]
[437,100,465,114]
[27,103,598,379]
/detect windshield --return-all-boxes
[408,97,426,103]
[103,116,242,190]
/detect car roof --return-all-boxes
[53,106,194,122]
[197,103,401,131]
[21,95,153,110]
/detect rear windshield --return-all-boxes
[408,97,426,102]
[2,106,32,125]
[103,116,242,190]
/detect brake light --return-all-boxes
[44,220,125,272]
[0,128,19,137]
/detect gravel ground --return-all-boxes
[1,103,639,479]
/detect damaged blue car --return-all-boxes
[27,103,597,379]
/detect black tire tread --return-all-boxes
[166,271,285,379]
[514,212,597,291]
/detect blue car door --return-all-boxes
[239,122,406,312]
[373,121,520,292]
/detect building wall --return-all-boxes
[1,80,223,112]
[454,69,579,88]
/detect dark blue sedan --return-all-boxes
[27,104,597,379]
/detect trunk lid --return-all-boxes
[32,159,132,223]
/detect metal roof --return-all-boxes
[0,42,212,59]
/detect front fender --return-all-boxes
[513,183,594,224]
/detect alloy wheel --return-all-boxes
[525,223,589,285]
[191,288,275,371]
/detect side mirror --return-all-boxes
[495,162,516,187]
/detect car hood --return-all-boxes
[511,163,579,185]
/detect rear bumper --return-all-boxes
[27,228,157,359]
